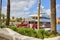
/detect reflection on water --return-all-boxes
[57,24,60,34]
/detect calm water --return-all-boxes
[57,24,60,34]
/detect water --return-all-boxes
[57,24,60,34]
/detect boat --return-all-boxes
[25,7,51,29]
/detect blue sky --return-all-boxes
[2,0,60,18]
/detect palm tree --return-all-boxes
[51,0,57,34]
[0,0,2,24]
[6,0,10,26]
[37,0,41,30]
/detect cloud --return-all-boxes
[3,0,60,18]
[46,4,60,16]
[2,7,7,15]
[46,9,51,15]
[2,0,36,18]
[56,4,60,13]
[11,0,35,11]
[36,5,46,13]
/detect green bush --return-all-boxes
[17,27,27,35]
[44,30,50,38]
[0,25,59,39]
[0,25,5,28]
[36,29,51,39]
[17,27,37,37]
[37,29,45,39]
[1,26,57,39]
[16,27,52,39]
[49,35,56,38]
[9,26,17,31]
[25,28,37,37]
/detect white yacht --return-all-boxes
[25,7,51,29]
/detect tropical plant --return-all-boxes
[51,0,57,34]
[0,25,6,28]
[6,0,10,26]
[0,0,2,24]
[9,26,17,31]
[37,0,41,30]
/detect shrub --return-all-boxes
[4,26,58,39]
[36,29,51,39]
[37,29,45,39]
[49,35,56,38]
[9,26,17,31]
[0,25,5,28]
[17,27,37,37]
[25,28,37,37]
[0,25,59,39]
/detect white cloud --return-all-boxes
[56,4,60,8]
[46,9,51,15]
[46,4,60,16]
[2,7,7,15]
[37,5,46,13]
[2,0,36,18]
[2,0,60,18]
[10,0,35,11]
[56,4,60,13]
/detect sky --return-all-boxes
[1,0,60,18]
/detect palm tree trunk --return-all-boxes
[3,14,5,22]
[6,0,10,26]
[51,0,57,34]
[37,0,41,30]
[0,0,2,24]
